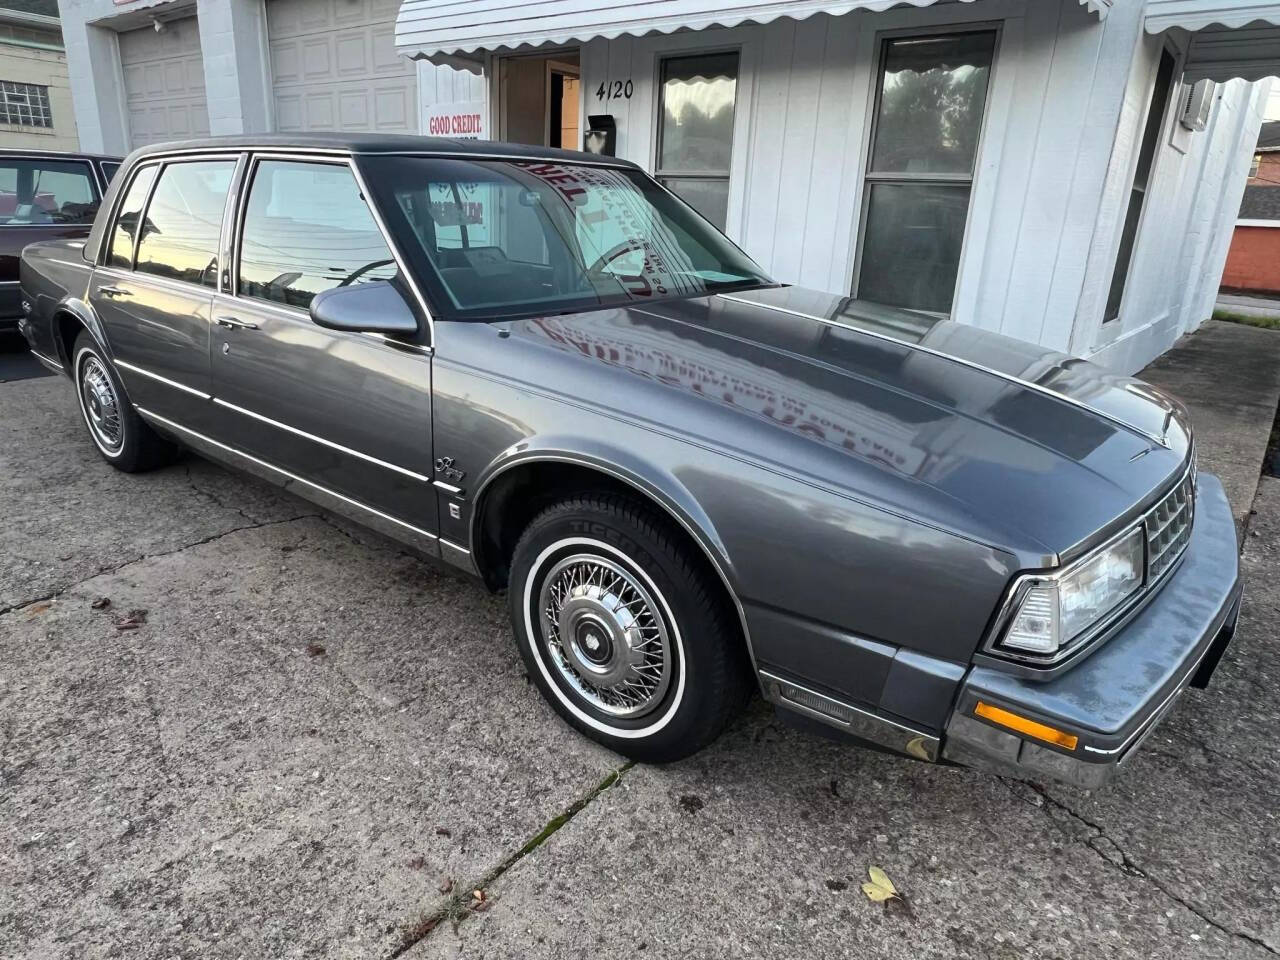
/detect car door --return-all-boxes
[2,155,101,321]
[207,154,437,542]
[89,156,240,431]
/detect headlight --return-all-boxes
[1002,527,1144,655]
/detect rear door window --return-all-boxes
[135,159,235,288]
[0,158,98,225]
[107,165,158,268]
[237,159,396,310]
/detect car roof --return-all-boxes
[1,148,122,163]
[127,133,638,168]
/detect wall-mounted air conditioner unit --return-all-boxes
[1179,79,1216,132]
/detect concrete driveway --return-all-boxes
[3,332,1279,959]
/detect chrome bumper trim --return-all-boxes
[760,669,939,762]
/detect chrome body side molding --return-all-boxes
[211,396,432,483]
[115,358,211,399]
[29,348,63,371]
[134,405,440,556]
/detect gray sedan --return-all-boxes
[18,135,1240,788]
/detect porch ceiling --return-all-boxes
[1146,2,1280,82]
[395,0,1106,60]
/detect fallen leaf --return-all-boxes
[25,602,51,617]
[114,609,148,631]
[905,736,933,761]
[90,597,111,611]
[305,642,326,657]
[472,889,485,902]
[406,856,426,870]
[438,876,453,894]
[861,865,899,903]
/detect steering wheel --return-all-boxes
[585,241,646,279]
[338,258,395,287]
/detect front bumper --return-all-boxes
[943,471,1241,789]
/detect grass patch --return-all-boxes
[1211,309,1280,330]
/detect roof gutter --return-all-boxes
[0,8,60,30]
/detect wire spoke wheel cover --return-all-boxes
[79,354,123,454]
[537,551,674,719]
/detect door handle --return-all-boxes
[98,285,131,298]
[214,315,259,330]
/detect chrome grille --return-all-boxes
[1145,471,1194,581]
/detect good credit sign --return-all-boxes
[422,101,488,140]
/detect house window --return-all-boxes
[1104,48,1177,324]
[0,81,53,128]
[1251,154,1262,179]
[655,52,738,231]
[855,31,997,315]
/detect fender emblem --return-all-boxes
[434,456,466,483]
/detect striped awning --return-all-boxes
[397,0,1107,61]
[1146,2,1280,82]
[1145,1,1280,33]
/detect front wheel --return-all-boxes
[508,494,751,763]
[72,332,177,472]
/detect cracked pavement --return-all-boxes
[4,321,1280,959]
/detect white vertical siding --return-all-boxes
[416,57,486,111]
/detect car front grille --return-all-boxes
[1145,470,1194,582]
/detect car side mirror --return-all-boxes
[309,280,419,335]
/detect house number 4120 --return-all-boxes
[595,79,633,101]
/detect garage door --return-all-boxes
[269,0,416,133]
[119,17,210,148]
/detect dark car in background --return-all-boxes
[18,135,1241,789]
[1,150,119,331]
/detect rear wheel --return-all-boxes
[73,332,177,472]
[508,493,751,763]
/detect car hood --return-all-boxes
[505,285,1192,561]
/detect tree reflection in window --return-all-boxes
[857,31,997,315]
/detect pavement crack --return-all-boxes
[388,761,634,958]
[1010,779,1279,955]
[0,515,318,618]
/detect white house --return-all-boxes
[54,0,1280,373]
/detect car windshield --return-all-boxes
[360,156,774,321]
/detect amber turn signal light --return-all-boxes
[974,701,1079,750]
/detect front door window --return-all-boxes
[237,159,396,309]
